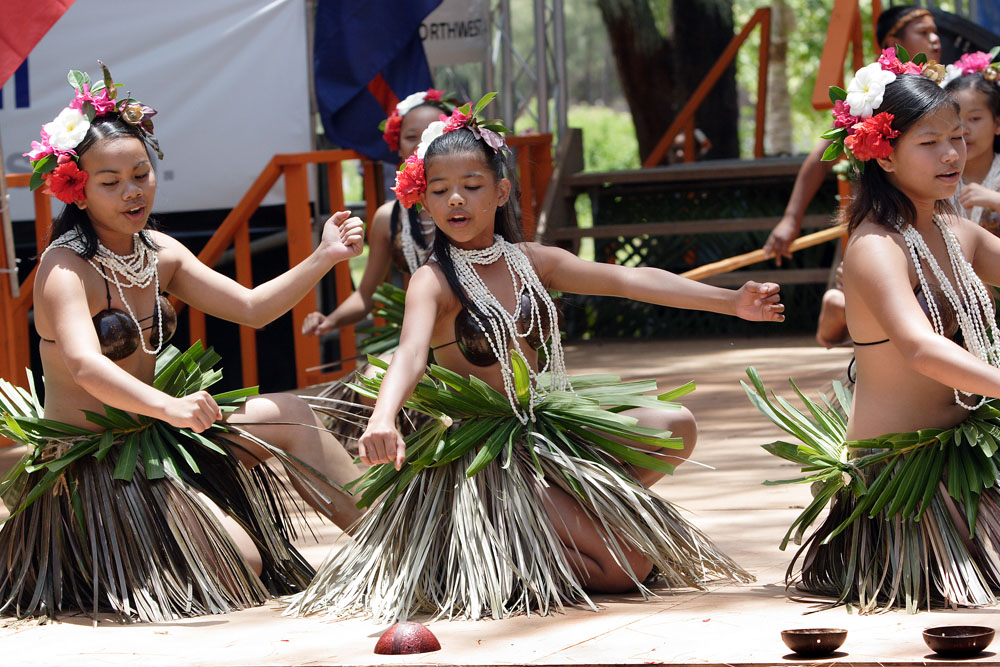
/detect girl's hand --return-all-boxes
[734,281,785,322]
[320,211,365,263]
[161,391,222,432]
[763,215,801,266]
[301,311,335,335]
[960,183,1000,213]
[358,419,407,470]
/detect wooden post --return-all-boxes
[324,160,357,381]
[754,7,771,158]
[284,163,318,390]
[233,221,258,387]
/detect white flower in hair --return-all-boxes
[941,63,964,88]
[396,91,430,117]
[415,120,447,159]
[845,62,897,119]
[44,107,90,151]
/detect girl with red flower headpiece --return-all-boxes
[3,63,367,622]
[287,95,785,622]
[748,56,1000,612]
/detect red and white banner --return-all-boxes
[1,0,311,219]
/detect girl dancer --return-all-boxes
[288,97,784,622]
[0,62,364,622]
[748,49,1000,613]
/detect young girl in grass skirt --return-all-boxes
[285,96,786,623]
[0,62,365,622]
[747,49,1000,613]
[300,90,456,445]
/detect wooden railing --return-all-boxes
[1,135,553,392]
[811,0,869,111]
[644,7,771,167]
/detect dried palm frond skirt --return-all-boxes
[745,367,1000,614]
[286,359,752,623]
[0,343,317,622]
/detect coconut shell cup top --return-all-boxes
[922,626,994,658]
[374,622,441,655]
[780,628,848,657]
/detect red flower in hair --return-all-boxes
[425,88,444,102]
[393,154,425,208]
[442,108,470,133]
[844,112,899,161]
[44,156,88,204]
[382,111,402,151]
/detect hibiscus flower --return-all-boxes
[392,155,425,208]
[844,112,899,162]
[44,157,88,204]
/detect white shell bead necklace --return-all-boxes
[44,228,163,356]
[400,214,435,274]
[449,235,568,423]
[950,153,1000,226]
[899,215,1000,409]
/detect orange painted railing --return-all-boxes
[644,7,771,167]
[1,135,553,393]
[811,0,868,111]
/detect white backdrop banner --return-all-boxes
[421,0,488,68]
[0,0,311,220]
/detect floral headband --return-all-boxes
[941,48,1000,87]
[823,47,948,168]
[392,93,510,209]
[23,61,161,204]
[379,88,457,152]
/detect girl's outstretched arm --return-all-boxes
[529,242,785,322]
[164,211,364,328]
[357,265,445,470]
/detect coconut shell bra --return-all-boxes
[436,293,557,367]
[40,278,177,361]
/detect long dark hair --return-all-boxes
[46,115,158,258]
[945,73,1000,155]
[844,75,959,233]
[423,127,523,318]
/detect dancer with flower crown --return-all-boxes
[746,48,1000,613]
[0,62,366,622]
[286,95,785,622]
[944,50,1000,231]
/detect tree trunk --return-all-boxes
[597,0,739,163]
[765,0,793,156]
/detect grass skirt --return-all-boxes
[0,344,315,622]
[286,359,752,622]
[745,367,1000,613]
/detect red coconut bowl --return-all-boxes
[374,622,442,655]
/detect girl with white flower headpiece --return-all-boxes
[287,95,785,622]
[1,62,367,622]
[944,50,1000,231]
[747,50,1000,613]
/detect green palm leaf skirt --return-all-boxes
[744,367,1000,613]
[0,343,316,622]
[286,357,752,623]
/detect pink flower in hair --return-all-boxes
[959,51,993,74]
[902,61,923,75]
[425,88,444,102]
[23,128,55,161]
[832,100,858,131]
[69,83,115,116]
[442,108,470,133]
[877,47,906,74]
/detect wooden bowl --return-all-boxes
[780,628,848,657]
[374,621,442,655]
[923,625,994,658]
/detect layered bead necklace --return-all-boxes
[399,214,435,275]
[45,228,163,356]
[951,153,1000,227]
[899,215,1000,409]
[449,235,568,423]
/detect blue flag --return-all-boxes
[314,0,442,163]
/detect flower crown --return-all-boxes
[823,47,947,168]
[941,47,1000,87]
[379,88,457,152]
[23,61,161,204]
[392,92,510,209]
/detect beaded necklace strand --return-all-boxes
[449,235,568,423]
[399,215,435,274]
[44,228,163,356]
[899,215,1000,409]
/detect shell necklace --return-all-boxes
[951,153,1000,226]
[449,235,568,422]
[400,214,435,274]
[899,215,1000,409]
[45,228,163,355]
